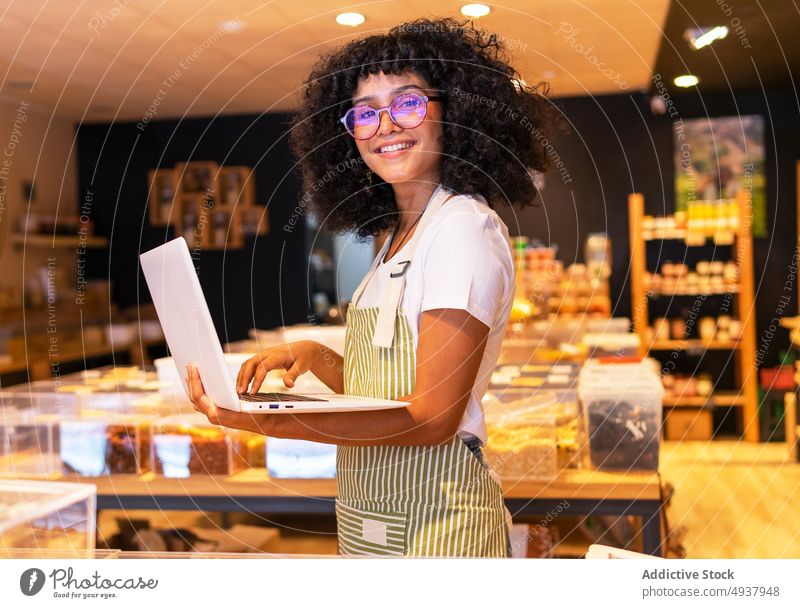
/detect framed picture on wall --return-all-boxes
[674,115,766,237]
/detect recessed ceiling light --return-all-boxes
[685,25,728,50]
[219,19,245,33]
[674,74,699,87]
[336,12,365,27]
[461,3,491,18]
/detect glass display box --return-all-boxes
[151,412,249,477]
[0,480,96,554]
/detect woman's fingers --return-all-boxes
[236,345,309,393]
[186,364,222,425]
[249,359,271,395]
[283,360,303,388]
[237,356,262,393]
[186,363,204,402]
[237,356,260,393]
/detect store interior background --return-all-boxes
[2,1,795,361]
[1,0,799,557]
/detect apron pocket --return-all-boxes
[335,500,407,556]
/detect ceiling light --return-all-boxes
[685,25,729,50]
[336,12,365,27]
[219,19,245,33]
[461,4,491,18]
[542,70,557,79]
[674,74,699,87]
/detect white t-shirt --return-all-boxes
[356,190,515,444]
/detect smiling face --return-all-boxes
[349,71,444,186]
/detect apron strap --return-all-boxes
[350,236,391,307]
[371,187,456,348]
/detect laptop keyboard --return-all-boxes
[238,392,328,403]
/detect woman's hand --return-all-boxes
[236,340,324,394]
[185,363,260,433]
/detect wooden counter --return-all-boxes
[60,467,664,555]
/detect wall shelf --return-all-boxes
[663,392,745,408]
[148,162,268,250]
[10,233,108,248]
[629,191,759,442]
[648,339,740,351]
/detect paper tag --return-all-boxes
[362,518,388,546]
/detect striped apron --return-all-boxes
[335,186,510,557]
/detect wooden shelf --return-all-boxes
[11,233,108,248]
[648,339,740,351]
[642,230,737,245]
[648,288,738,297]
[663,392,745,408]
[149,162,267,248]
[60,467,660,502]
[629,192,759,442]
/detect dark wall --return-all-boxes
[76,113,308,344]
[77,89,799,364]
[495,87,800,366]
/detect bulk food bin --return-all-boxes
[0,410,61,477]
[60,412,157,476]
[578,363,663,471]
[481,393,558,480]
[266,438,336,479]
[0,479,96,554]
[484,388,583,470]
[1,380,82,415]
[151,412,249,477]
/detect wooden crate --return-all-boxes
[665,408,713,441]
[147,168,177,226]
[219,166,255,209]
[175,161,220,204]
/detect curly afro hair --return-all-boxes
[289,17,557,237]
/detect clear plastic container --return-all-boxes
[0,411,61,477]
[151,412,248,477]
[1,381,82,415]
[3,367,167,416]
[484,388,581,471]
[582,332,641,358]
[578,363,663,471]
[1,548,118,559]
[482,393,558,479]
[266,438,336,479]
[60,413,156,476]
[586,317,631,334]
[0,480,96,554]
[244,433,267,469]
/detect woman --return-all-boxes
[187,17,554,557]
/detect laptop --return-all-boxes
[140,237,408,414]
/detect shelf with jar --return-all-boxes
[644,259,740,297]
[640,199,740,246]
[646,314,743,352]
[148,161,268,250]
[628,190,759,441]
[510,236,612,321]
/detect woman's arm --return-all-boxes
[187,308,488,446]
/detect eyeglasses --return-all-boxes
[340,91,443,140]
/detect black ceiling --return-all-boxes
[652,0,799,94]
